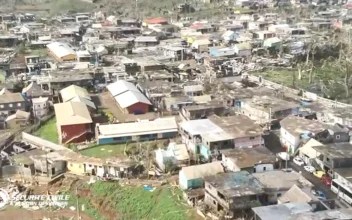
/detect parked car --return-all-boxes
[293,157,305,166]
[312,190,327,200]
[304,166,316,173]
[321,174,332,186]
[313,170,326,179]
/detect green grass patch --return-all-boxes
[29,49,48,57]
[48,0,96,15]
[80,144,127,158]
[80,140,167,158]
[91,181,191,220]
[33,118,58,143]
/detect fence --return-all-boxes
[247,74,352,108]
[22,132,67,152]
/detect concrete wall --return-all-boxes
[248,75,352,108]
[0,165,32,178]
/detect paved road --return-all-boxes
[289,162,335,199]
[289,161,350,208]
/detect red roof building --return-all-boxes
[145,17,168,25]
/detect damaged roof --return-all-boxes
[280,115,329,137]
[243,95,299,112]
[204,171,264,197]
[208,115,263,138]
[253,170,313,192]
[252,202,313,220]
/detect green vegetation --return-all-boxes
[80,140,167,158]
[253,69,310,89]
[66,191,108,220]
[29,49,48,57]
[91,181,191,220]
[33,118,58,143]
[254,62,350,100]
[48,0,96,15]
[80,144,126,158]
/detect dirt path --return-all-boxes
[99,92,127,122]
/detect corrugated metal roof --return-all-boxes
[107,80,140,97]
[54,101,92,126]
[115,90,151,108]
[70,96,96,109]
[47,42,76,59]
[60,85,90,102]
[98,117,177,137]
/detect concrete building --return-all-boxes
[179,161,224,190]
[5,110,30,129]
[253,170,313,204]
[32,97,49,118]
[280,116,349,154]
[240,96,300,125]
[222,147,277,173]
[313,143,352,175]
[204,171,265,217]
[179,115,264,160]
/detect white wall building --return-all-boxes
[32,97,49,118]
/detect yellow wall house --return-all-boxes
[67,161,85,175]
[47,42,77,62]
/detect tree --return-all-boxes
[332,43,352,99]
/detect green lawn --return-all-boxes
[80,141,166,159]
[33,118,58,143]
[80,144,127,158]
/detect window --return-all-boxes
[345,189,352,199]
[17,103,21,107]
[277,193,282,197]
[263,167,266,171]
[250,137,255,140]
[326,157,330,162]
[336,135,341,140]
[9,104,13,107]
[213,200,216,205]
[332,181,338,188]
